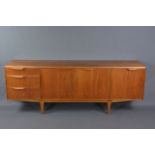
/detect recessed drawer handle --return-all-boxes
[127,68,138,71]
[82,68,93,71]
[11,67,25,71]
[8,75,25,78]
[11,87,26,90]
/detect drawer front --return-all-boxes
[7,87,40,100]
[6,68,40,75]
[7,75,26,87]
[7,87,27,99]
[6,75,40,88]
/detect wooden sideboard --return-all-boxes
[4,60,146,113]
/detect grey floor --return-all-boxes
[0,99,155,129]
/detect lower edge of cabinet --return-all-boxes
[6,98,143,114]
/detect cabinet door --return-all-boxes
[111,68,146,100]
[74,68,110,99]
[41,68,75,99]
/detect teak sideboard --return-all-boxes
[5,60,146,113]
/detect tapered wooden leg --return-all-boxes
[40,101,45,113]
[107,100,112,113]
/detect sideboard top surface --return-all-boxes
[5,60,146,68]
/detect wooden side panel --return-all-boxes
[111,68,146,100]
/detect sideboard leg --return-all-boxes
[107,100,112,113]
[40,101,45,113]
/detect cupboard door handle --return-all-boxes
[82,68,94,71]
[127,68,138,71]
[11,67,25,71]
[11,87,26,90]
[8,75,25,78]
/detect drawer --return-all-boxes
[6,75,40,88]
[7,87,40,100]
[6,68,40,75]
[7,75,26,87]
[7,87,27,99]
